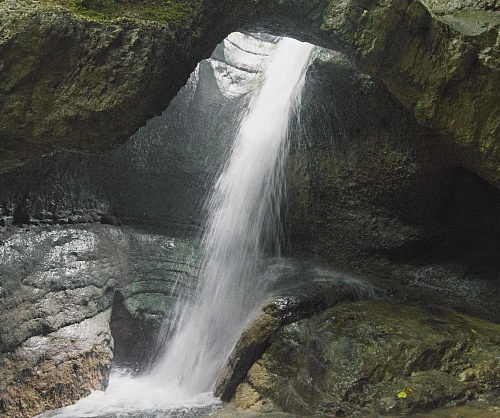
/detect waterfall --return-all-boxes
[151,37,315,395]
[38,36,315,417]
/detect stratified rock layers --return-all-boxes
[0,225,200,417]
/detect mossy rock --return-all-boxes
[233,301,500,416]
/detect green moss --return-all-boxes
[40,0,202,25]
[439,10,500,36]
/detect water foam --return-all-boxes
[151,37,315,395]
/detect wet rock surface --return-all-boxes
[0,311,112,418]
[214,269,379,402]
[0,225,128,354]
[288,50,500,323]
[0,224,201,417]
[226,300,500,416]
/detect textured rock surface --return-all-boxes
[228,300,500,416]
[0,225,127,354]
[0,0,498,192]
[0,0,209,172]
[288,51,500,322]
[109,227,202,369]
[214,269,379,402]
[0,224,201,416]
[318,0,500,188]
[0,311,113,418]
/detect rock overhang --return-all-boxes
[0,0,498,189]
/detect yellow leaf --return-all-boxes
[471,329,477,334]
[398,391,407,398]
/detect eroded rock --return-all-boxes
[1,0,498,195]
[0,224,201,416]
[214,272,378,402]
[0,311,112,418]
[229,301,500,416]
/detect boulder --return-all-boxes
[215,269,379,401]
[225,300,500,416]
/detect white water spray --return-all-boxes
[38,37,314,417]
[151,37,315,395]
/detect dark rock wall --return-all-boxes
[288,52,456,261]
[0,0,214,173]
[287,52,500,321]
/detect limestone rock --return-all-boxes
[214,271,378,402]
[0,311,113,418]
[0,224,202,416]
[1,0,498,196]
[0,225,128,354]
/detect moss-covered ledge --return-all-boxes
[39,0,202,24]
[0,0,499,191]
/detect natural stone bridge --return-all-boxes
[1,0,499,186]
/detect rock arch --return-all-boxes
[1,0,498,188]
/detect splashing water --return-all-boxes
[150,37,315,396]
[38,37,314,417]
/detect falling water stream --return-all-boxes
[151,36,315,395]
[41,36,314,417]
